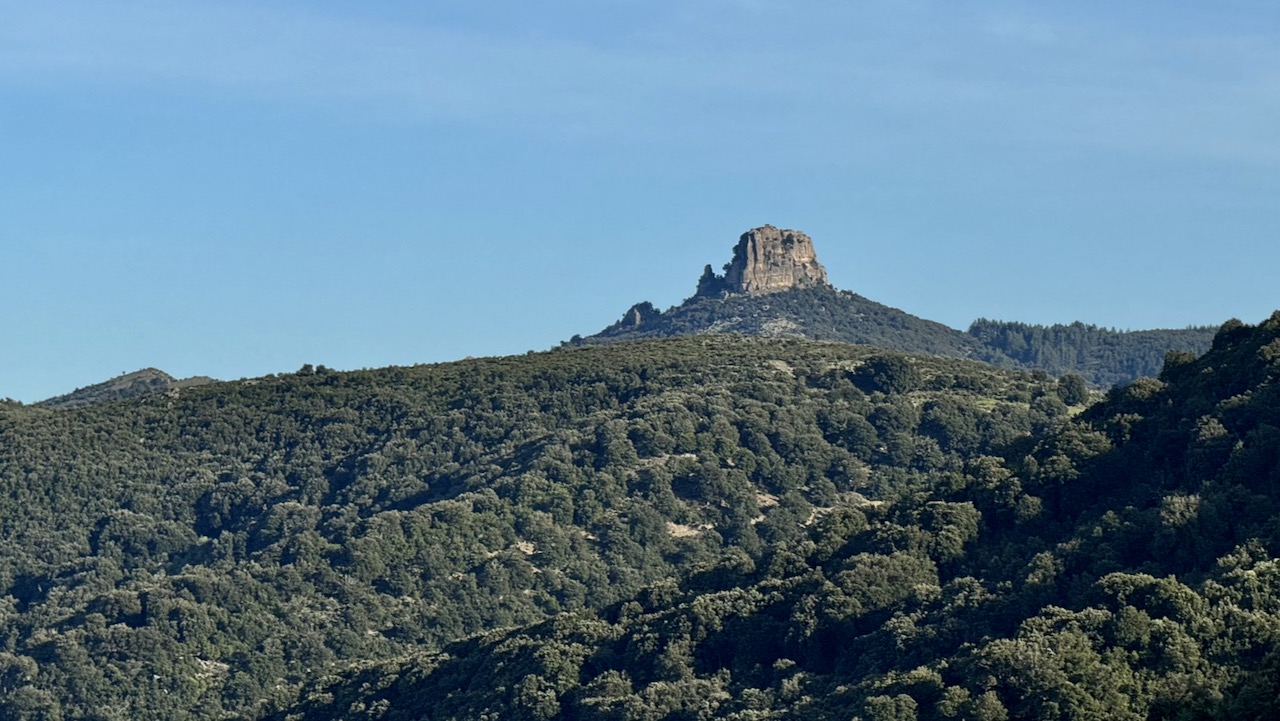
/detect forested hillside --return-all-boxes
[0,337,1070,720]
[275,314,1280,721]
[968,319,1215,388]
[578,287,1013,367]
[34,368,216,410]
[581,287,1214,388]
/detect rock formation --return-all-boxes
[617,302,663,329]
[697,225,829,297]
[594,301,665,338]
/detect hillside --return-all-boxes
[578,226,1215,387]
[968,318,1216,388]
[0,337,1069,720]
[35,367,216,409]
[582,286,1014,367]
[274,314,1280,721]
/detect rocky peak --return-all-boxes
[618,302,662,329]
[696,225,830,297]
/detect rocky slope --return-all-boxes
[579,225,1215,386]
[581,225,1018,368]
[36,368,216,409]
[588,286,1014,367]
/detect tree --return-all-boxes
[854,355,922,395]
[1056,374,1089,406]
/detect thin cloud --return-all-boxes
[1,1,1276,166]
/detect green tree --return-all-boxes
[1056,374,1089,406]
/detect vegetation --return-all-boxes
[0,337,1068,720]
[274,314,1280,720]
[5,310,1273,720]
[579,287,1216,387]
[36,368,216,410]
[968,318,1215,388]
[580,287,1014,366]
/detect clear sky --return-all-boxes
[3,1,1279,402]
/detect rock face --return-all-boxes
[617,302,663,329]
[698,225,829,297]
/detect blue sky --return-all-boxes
[3,1,1279,402]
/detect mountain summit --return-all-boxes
[574,225,1215,386]
[695,225,830,297]
[580,225,1011,365]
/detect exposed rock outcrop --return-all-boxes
[595,301,665,337]
[618,302,663,329]
[697,225,829,297]
[573,223,1216,386]
[695,265,725,297]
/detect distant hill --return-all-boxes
[580,285,1014,368]
[36,368,216,409]
[576,225,1215,386]
[968,318,1217,388]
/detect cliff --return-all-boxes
[698,225,829,296]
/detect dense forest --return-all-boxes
[968,319,1216,389]
[0,337,1073,720]
[578,286,1214,388]
[3,311,1272,720]
[274,314,1280,720]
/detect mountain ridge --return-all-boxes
[21,227,1215,407]
[35,367,217,409]
[577,225,1216,386]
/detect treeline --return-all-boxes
[275,315,1280,720]
[581,287,1216,388]
[968,318,1215,388]
[0,337,1068,720]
